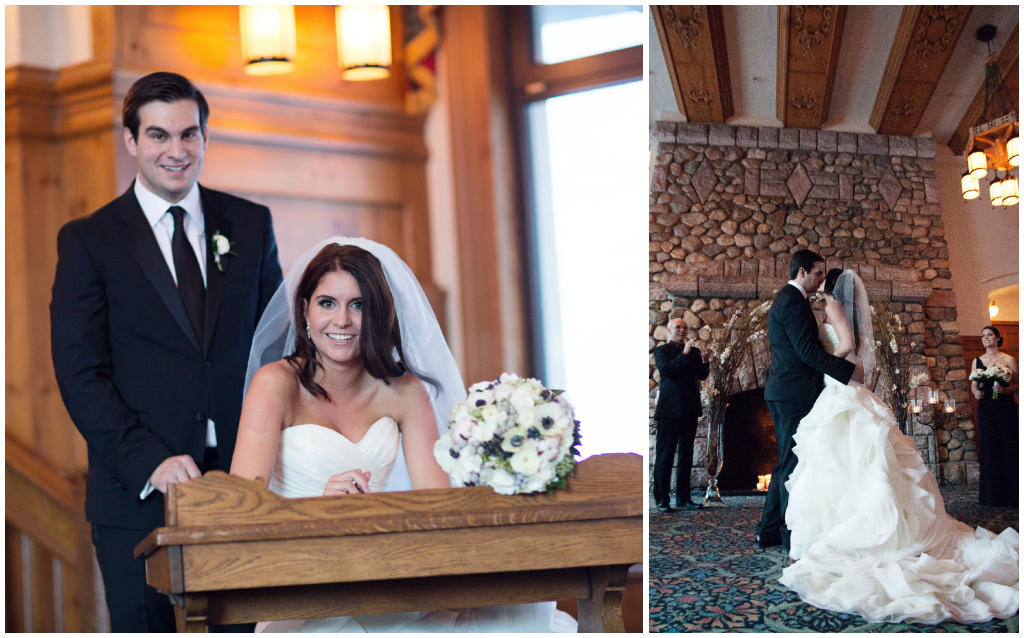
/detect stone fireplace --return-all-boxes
[649,121,976,495]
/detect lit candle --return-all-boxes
[911,398,922,414]
[944,398,956,414]
[927,389,938,405]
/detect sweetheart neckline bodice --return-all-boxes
[282,417,397,446]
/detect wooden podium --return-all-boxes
[136,453,642,632]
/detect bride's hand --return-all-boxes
[323,469,372,496]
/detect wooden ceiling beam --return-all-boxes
[653,5,733,123]
[777,5,847,129]
[948,25,1019,156]
[870,5,972,135]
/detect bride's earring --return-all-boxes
[305,323,312,340]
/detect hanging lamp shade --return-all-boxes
[967,149,988,179]
[989,178,1004,205]
[240,5,297,76]
[989,300,999,318]
[1000,176,1018,206]
[961,173,980,199]
[336,5,392,81]
[1007,131,1019,167]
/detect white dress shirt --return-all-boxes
[133,178,217,499]
[788,280,808,299]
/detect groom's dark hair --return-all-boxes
[287,244,436,402]
[122,72,210,141]
[789,249,825,279]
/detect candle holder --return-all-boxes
[911,388,957,486]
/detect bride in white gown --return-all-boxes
[230,237,575,632]
[780,268,1019,625]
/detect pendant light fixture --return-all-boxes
[240,5,297,76]
[336,5,392,81]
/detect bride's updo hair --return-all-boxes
[287,244,409,401]
[823,268,844,297]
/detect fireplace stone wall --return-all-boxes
[649,122,976,494]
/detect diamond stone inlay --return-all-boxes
[693,159,717,204]
[787,163,812,208]
[879,169,903,210]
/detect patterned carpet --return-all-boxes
[650,487,1019,632]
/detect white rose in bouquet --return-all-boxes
[433,373,581,495]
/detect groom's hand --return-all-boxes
[850,361,865,385]
[150,454,203,494]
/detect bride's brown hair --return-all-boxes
[286,244,409,402]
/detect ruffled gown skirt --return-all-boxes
[780,382,1019,624]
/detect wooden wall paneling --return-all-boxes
[948,25,1019,155]
[652,6,733,123]
[872,6,972,135]
[777,5,846,129]
[442,5,513,384]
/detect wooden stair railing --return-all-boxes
[5,433,102,632]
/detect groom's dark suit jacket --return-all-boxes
[51,183,283,530]
[764,284,855,404]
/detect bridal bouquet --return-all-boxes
[969,364,1013,400]
[434,373,581,495]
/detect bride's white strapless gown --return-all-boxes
[257,420,577,633]
[780,324,1019,624]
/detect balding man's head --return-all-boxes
[668,318,686,342]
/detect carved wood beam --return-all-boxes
[652,6,733,123]
[776,6,846,129]
[948,25,1019,155]
[869,5,972,135]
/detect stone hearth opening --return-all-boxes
[718,389,778,491]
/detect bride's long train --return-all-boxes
[781,381,1019,624]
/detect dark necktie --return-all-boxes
[168,206,205,343]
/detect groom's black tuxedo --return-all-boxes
[758,283,854,548]
[51,183,282,529]
[51,182,282,630]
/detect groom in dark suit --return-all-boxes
[653,318,710,512]
[50,72,283,631]
[756,250,860,552]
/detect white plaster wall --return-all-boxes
[423,43,465,375]
[5,5,92,69]
[935,149,1019,335]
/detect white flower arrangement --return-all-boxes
[908,372,930,388]
[434,373,580,495]
[969,363,1013,400]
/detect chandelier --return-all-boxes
[960,25,1019,206]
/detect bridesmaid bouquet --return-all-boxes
[969,364,1013,400]
[434,373,581,495]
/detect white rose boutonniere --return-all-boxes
[211,231,237,272]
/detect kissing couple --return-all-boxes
[757,249,1018,624]
[51,71,574,632]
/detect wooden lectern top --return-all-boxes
[135,453,642,631]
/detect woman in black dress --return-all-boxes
[972,325,1019,506]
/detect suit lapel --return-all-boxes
[201,186,229,355]
[118,185,202,353]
